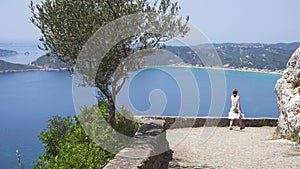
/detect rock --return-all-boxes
[275,46,300,137]
[103,119,173,169]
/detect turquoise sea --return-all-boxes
[117,67,281,118]
[0,42,282,168]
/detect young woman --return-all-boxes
[228,89,245,130]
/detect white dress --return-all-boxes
[228,95,241,120]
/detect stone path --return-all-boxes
[167,127,300,169]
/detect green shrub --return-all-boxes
[33,103,139,169]
[79,103,140,151]
[115,106,140,137]
[291,132,300,144]
[34,115,114,169]
[287,131,300,144]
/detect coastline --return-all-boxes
[0,65,283,75]
[199,66,283,75]
[164,64,283,75]
[0,68,67,74]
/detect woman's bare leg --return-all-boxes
[229,120,233,130]
[239,115,245,130]
[239,118,242,127]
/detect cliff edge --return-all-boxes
[275,46,300,136]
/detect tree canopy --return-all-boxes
[30,0,189,125]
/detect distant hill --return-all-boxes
[0,54,66,73]
[0,60,39,72]
[165,42,300,70]
[1,43,299,73]
[0,49,18,57]
[31,54,67,70]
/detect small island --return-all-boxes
[0,49,18,57]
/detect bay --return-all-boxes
[117,67,281,118]
[0,67,281,169]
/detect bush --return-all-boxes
[286,130,300,144]
[34,115,114,169]
[288,132,300,144]
[34,103,139,169]
[115,106,140,137]
[79,103,140,151]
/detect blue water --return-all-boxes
[0,65,281,168]
[0,41,284,168]
[117,67,281,118]
[223,69,280,117]
[0,71,75,169]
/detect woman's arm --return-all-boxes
[237,97,240,109]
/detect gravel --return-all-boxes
[167,127,300,169]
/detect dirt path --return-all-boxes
[167,127,300,169]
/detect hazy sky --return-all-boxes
[0,0,299,43]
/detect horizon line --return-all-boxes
[0,39,300,45]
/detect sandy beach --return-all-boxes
[0,63,283,75]
[166,64,283,75]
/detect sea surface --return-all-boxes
[0,42,282,168]
[117,67,281,118]
[0,68,281,169]
[0,71,75,169]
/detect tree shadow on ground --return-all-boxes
[169,158,219,169]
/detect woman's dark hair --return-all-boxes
[232,89,238,95]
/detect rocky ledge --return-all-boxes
[104,119,172,169]
[275,46,300,136]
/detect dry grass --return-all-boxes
[287,132,300,144]
[272,128,281,140]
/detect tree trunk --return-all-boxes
[108,97,116,126]
[97,84,116,126]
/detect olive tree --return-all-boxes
[30,0,189,125]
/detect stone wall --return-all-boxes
[103,119,172,169]
[275,46,300,136]
[141,116,278,129]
